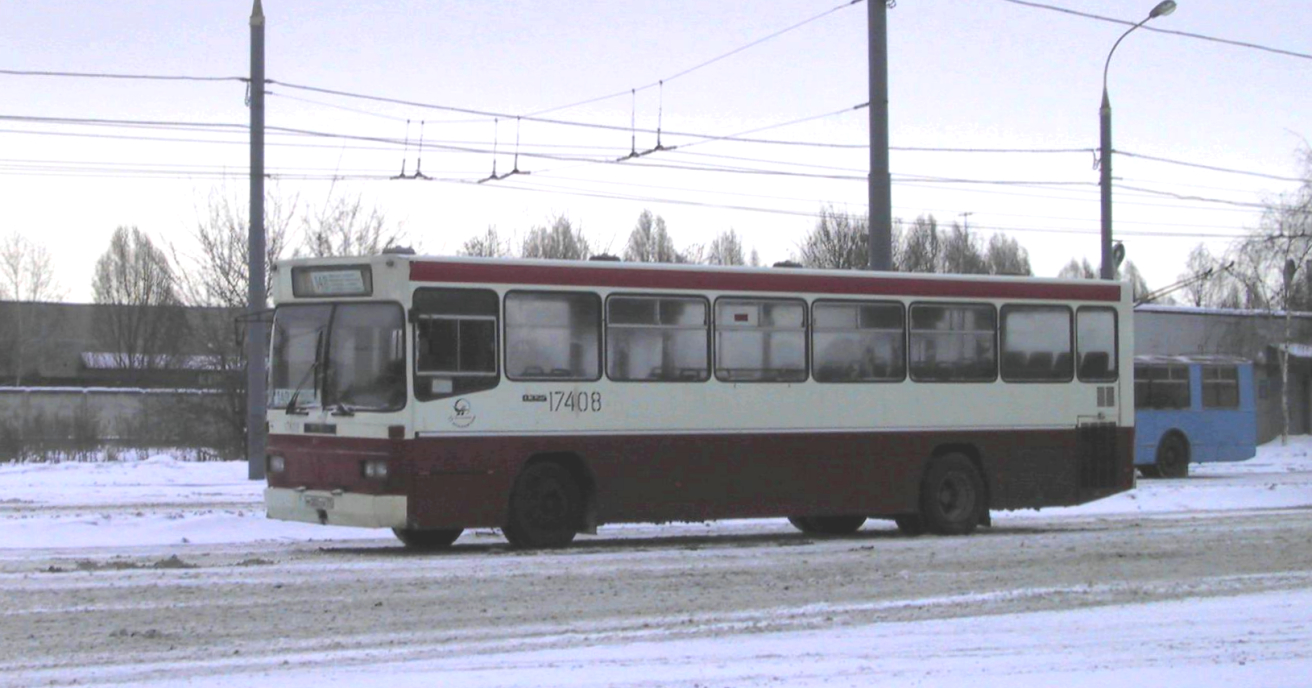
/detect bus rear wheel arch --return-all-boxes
[1144,432,1190,479]
[503,460,586,549]
[787,515,867,536]
[916,452,987,536]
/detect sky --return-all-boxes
[2,0,1310,302]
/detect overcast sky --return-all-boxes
[2,0,1310,302]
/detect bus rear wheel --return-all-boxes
[392,527,462,549]
[788,515,867,535]
[1155,435,1190,479]
[919,454,986,536]
[503,462,582,549]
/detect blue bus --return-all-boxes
[1133,355,1257,478]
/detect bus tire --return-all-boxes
[787,515,866,535]
[392,527,462,549]
[503,462,582,549]
[919,454,986,536]
[1155,435,1189,479]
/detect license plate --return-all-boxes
[303,494,334,510]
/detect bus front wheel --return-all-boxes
[1154,435,1190,479]
[503,462,582,549]
[392,528,462,549]
[788,515,867,535]
[919,454,986,536]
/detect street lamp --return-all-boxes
[1099,0,1177,280]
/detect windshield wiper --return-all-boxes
[285,329,325,415]
[327,402,357,417]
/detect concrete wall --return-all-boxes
[0,388,234,460]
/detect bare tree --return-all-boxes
[300,189,405,257]
[522,215,591,260]
[1121,260,1153,303]
[939,223,988,275]
[1179,244,1224,307]
[624,210,690,263]
[459,226,511,258]
[92,226,187,385]
[0,234,66,385]
[1057,257,1098,280]
[900,215,941,274]
[705,229,747,266]
[798,207,868,269]
[984,234,1032,276]
[1226,154,1312,443]
[168,188,297,458]
[174,188,296,308]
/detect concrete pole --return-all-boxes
[867,0,893,272]
[246,0,267,480]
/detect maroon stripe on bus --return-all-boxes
[409,261,1122,302]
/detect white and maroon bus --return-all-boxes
[264,253,1134,548]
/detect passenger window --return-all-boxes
[812,301,905,382]
[1077,307,1118,382]
[1134,363,1189,409]
[607,295,709,382]
[1000,306,1072,382]
[909,303,996,382]
[505,291,601,381]
[1202,365,1240,408]
[715,298,807,382]
[413,288,499,401]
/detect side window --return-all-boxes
[1135,363,1190,409]
[812,301,905,382]
[715,298,807,382]
[1076,307,1119,382]
[909,303,996,382]
[1000,305,1072,382]
[413,288,499,401]
[1202,365,1240,408]
[607,295,709,382]
[505,291,601,381]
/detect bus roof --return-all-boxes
[275,254,1127,303]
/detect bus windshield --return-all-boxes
[269,303,406,413]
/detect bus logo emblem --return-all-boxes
[450,398,476,428]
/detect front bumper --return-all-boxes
[265,487,408,529]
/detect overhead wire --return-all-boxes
[1000,0,1312,61]
[0,68,247,82]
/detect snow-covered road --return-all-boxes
[2,440,1312,687]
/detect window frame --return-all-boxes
[810,299,907,384]
[1201,364,1241,409]
[907,301,998,384]
[604,293,712,383]
[713,296,810,384]
[503,289,604,383]
[1075,306,1120,383]
[411,287,501,402]
[999,304,1074,384]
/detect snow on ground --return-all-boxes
[3,439,1312,686]
[2,437,1312,550]
[183,587,1312,688]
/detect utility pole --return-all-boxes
[246,0,267,480]
[867,0,893,272]
[959,211,974,232]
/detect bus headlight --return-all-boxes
[268,455,285,473]
[362,460,389,479]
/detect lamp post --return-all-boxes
[1099,0,1176,280]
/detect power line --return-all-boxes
[526,0,864,117]
[1116,150,1305,183]
[0,68,246,82]
[1000,0,1312,61]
